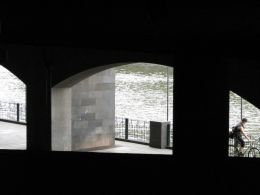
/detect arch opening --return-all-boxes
[52,62,173,155]
[0,65,27,150]
[229,91,260,157]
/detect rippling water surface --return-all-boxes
[115,63,173,123]
[0,66,26,104]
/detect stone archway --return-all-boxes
[52,62,173,152]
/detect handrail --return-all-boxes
[115,117,173,148]
[0,101,26,124]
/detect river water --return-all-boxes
[115,63,173,123]
[0,66,26,104]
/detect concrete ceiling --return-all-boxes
[0,4,260,55]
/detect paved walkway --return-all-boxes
[0,121,172,155]
[0,121,26,149]
[87,140,172,155]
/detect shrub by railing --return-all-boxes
[0,101,26,124]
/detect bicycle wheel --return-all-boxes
[229,145,239,157]
[248,147,260,158]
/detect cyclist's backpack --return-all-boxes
[229,126,237,139]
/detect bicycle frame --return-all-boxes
[228,135,260,157]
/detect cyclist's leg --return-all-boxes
[237,136,245,156]
[234,137,239,155]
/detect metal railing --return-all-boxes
[115,117,173,148]
[0,101,26,124]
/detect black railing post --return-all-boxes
[17,103,20,122]
[125,118,129,140]
[167,123,170,147]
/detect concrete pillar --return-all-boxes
[52,69,115,151]
[51,88,72,151]
[173,54,229,160]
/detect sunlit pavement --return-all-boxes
[87,140,172,155]
[0,121,172,154]
[0,121,26,149]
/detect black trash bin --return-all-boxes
[149,121,170,149]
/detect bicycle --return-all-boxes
[229,135,260,157]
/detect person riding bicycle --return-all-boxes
[232,118,250,156]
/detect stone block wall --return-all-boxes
[52,69,115,151]
[71,69,115,150]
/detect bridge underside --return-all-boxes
[228,63,260,109]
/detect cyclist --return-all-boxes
[232,118,250,156]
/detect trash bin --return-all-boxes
[149,121,170,149]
